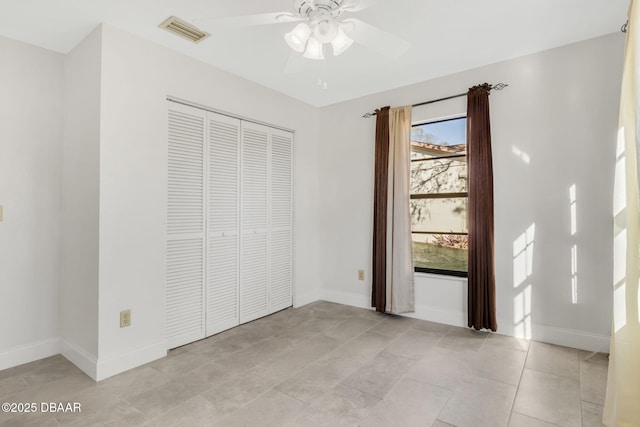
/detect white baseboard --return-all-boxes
[60,339,98,380]
[495,319,611,353]
[404,304,467,327]
[95,341,167,381]
[294,289,320,308]
[319,290,611,353]
[321,289,371,309]
[533,325,610,353]
[2,338,167,382]
[0,338,61,371]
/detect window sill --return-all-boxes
[414,271,468,282]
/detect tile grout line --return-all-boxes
[209,312,387,426]
[142,314,441,426]
[334,321,454,419]
[126,316,314,423]
[427,375,455,427]
[2,304,605,427]
[506,339,532,427]
[578,353,584,427]
[271,315,406,421]
[308,315,387,363]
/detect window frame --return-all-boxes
[410,116,468,278]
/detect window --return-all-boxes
[410,117,468,277]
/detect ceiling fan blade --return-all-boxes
[341,0,381,12]
[196,13,301,31]
[343,18,411,59]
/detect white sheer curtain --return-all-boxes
[385,105,415,314]
[604,1,640,425]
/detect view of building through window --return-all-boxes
[410,117,468,276]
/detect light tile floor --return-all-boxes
[0,301,608,426]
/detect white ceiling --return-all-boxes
[0,0,628,107]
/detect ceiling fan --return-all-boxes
[196,0,411,60]
[283,0,358,59]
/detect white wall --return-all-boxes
[94,25,321,380]
[0,24,322,379]
[0,37,63,368]
[59,27,101,374]
[1,24,621,377]
[318,33,624,352]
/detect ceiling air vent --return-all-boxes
[159,16,210,44]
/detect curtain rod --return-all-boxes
[362,82,509,118]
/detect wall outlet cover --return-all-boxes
[120,309,131,328]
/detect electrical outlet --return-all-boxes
[120,309,131,328]
[358,270,365,281]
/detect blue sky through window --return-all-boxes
[412,118,466,147]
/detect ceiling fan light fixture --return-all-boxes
[313,18,339,43]
[330,27,353,56]
[285,23,311,52]
[283,0,363,59]
[303,36,325,60]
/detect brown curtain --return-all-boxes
[467,84,497,331]
[372,107,390,313]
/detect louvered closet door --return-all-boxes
[269,129,293,313]
[206,113,241,336]
[166,103,206,349]
[240,122,269,323]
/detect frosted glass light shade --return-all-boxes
[331,27,353,56]
[303,36,324,60]
[314,19,339,43]
[285,23,311,52]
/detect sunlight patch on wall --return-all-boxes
[513,224,536,288]
[512,146,531,165]
[569,184,578,304]
[569,184,577,236]
[571,244,578,305]
[514,284,532,339]
[513,223,535,340]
